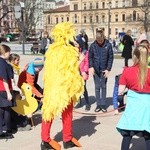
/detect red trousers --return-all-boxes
[41,102,73,142]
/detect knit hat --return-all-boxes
[33,58,44,68]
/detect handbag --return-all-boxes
[118,43,124,52]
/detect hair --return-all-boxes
[140,40,149,49]
[8,53,20,62]
[132,45,149,88]
[96,27,105,33]
[126,30,132,36]
[43,31,49,35]
[0,44,11,55]
[140,39,149,44]
[96,31,105,40]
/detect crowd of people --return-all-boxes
[0,22,150,150]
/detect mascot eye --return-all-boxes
[26,86,30,90]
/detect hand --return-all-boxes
[82,72,88,80]
[89,67,95,75]
[102,70,109,78]
[7,92,12,101]
[79,53,85,62]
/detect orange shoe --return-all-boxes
[41,140,61,150]
[63,137,82,149]
[71,137,82,147]
[49,139,61,150]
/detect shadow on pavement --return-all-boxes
[106,97,113,109]
[75,96,113,109]
[54,116,100,142]
[32,113,42,126]
[75,96,96,108]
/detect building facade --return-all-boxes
[35,0,56,32]
[43,0,147,40]
[0,0,16,34]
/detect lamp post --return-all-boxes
[14,1,25,54]
[81,0,82,29]
[107,2,111,40]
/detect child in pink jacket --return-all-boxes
[79,50,90,111]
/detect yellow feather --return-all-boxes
[42,22,84,121]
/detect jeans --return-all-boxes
[83,81,89,105]
[93,73,107,108]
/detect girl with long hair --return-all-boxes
[117,45,150,150]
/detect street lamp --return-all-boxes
[14,1,25,54]
[81,0,82,29]
[107,1,112,40]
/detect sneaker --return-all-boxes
[85,105,91,111]
[101,108,107,113]
[0,132,14,139]
[94,105,101,112]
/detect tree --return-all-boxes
[23,0,42,35]
[140,0,150,33]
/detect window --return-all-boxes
[102,2,105,8]
[132,0,137,6]
[67,17,69,21]
[115,28,118,35]
[84,16,86,23]
[122,14,125,21]
[96,15,99,23]
[74,4,78,10]
[61,17,64,22]
[74,14,77,23]
[84,3,86,10]
[90,16,93,23]
[102,15,105,23]
[96,2,99,9]
[122,0,125,7]
[56,17,58,24]
[133,10,136,21]
[137,13,140,20]
[115,1,118,7]
[115,14,118,22]
[90,3,92,9]
[48,15,50,24]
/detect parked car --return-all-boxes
[0,36,6,42]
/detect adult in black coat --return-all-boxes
[121,30,134,67]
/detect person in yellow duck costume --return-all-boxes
[41,22,84,150]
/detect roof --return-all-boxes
[44,5,69,13]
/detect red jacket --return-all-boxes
[18,65,42,97]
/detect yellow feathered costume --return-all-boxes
[42,22,84,121]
